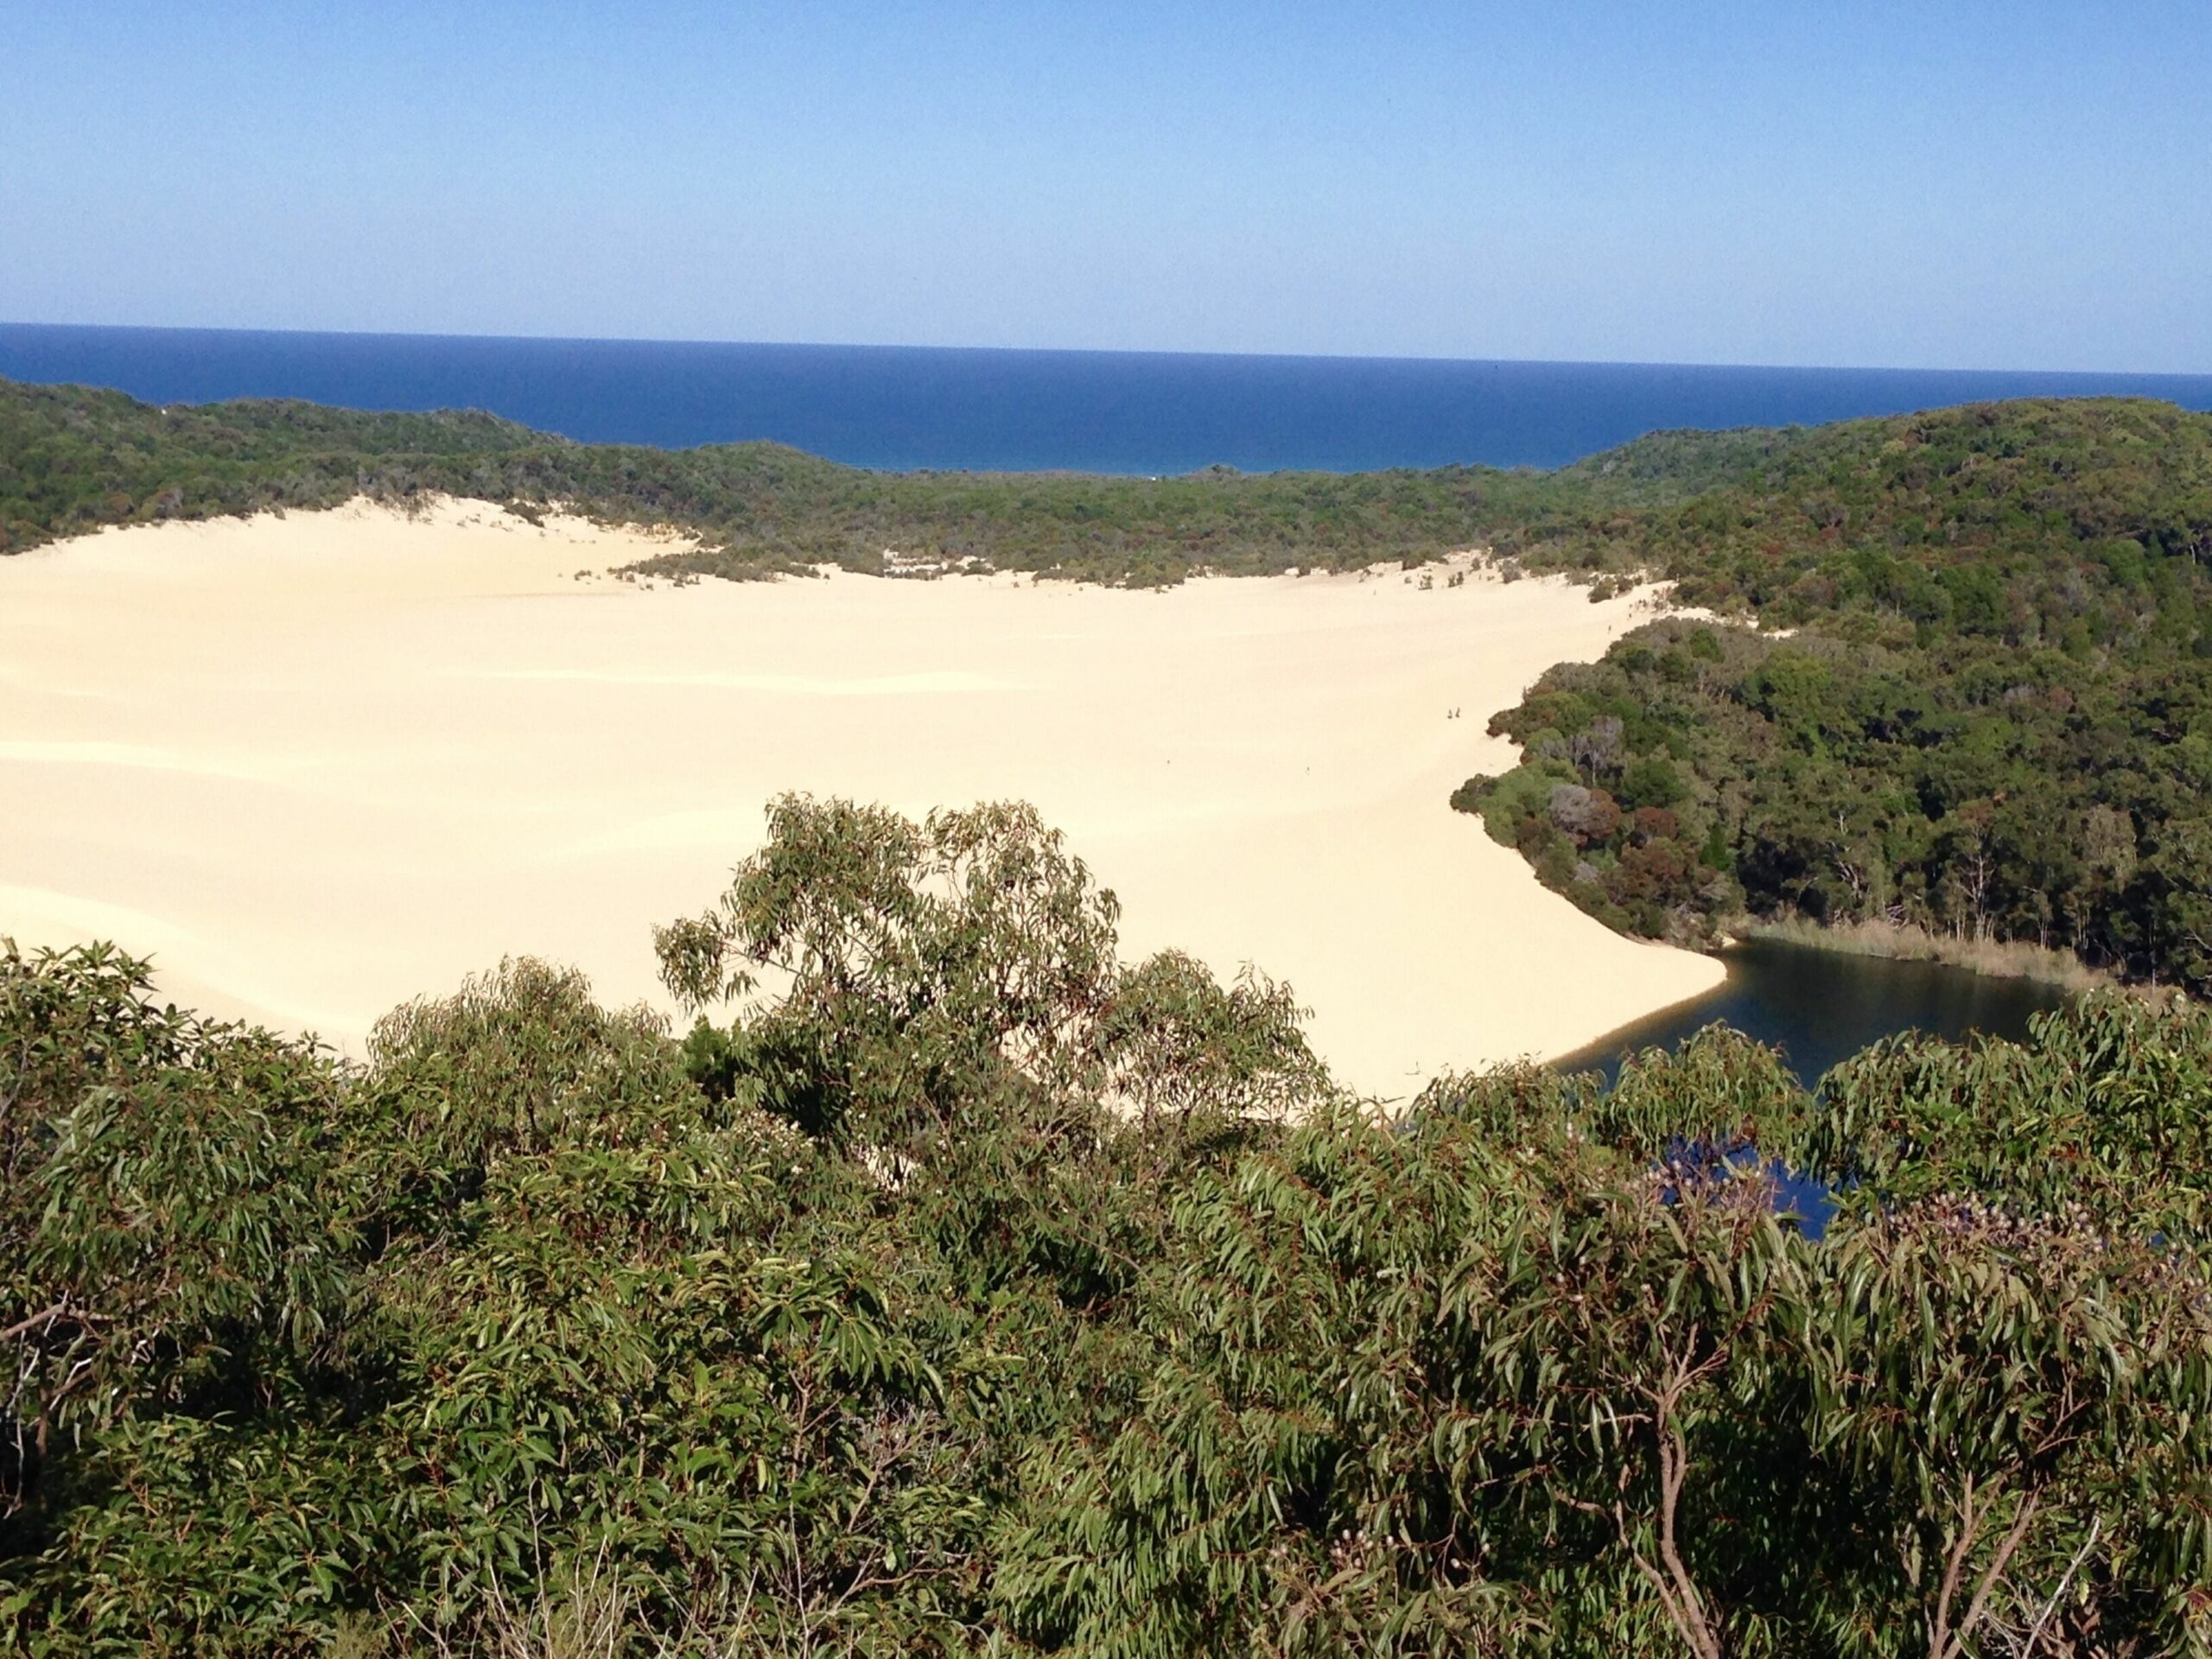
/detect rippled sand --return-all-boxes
[0,498,1721,1100]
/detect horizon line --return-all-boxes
[5,317,2211,385]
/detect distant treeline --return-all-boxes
[5,800,2210,1655]
[7,378,2211,993]
[0,377,1561,583]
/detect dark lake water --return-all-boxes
[5,322,2212,474]
[1550,938,2070,1090]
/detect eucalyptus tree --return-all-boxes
[0,941,351,1525]
[996,1050,1826,1659]
[1807,994,2212,1243]
[1801,1193,2212,1657]
[1800,995,2212,1655]
[347,955,1065,1653]
[652,793,1336,1147]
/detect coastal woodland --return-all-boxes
[4,801,2210,1656]
[1459,399,2212,998]
[5,382,2212,1651]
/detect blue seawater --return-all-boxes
[4,322,2210,474]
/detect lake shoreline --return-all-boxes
[1738,914,2114,993]
[1548,934,2078,1087]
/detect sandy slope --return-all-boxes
[0,498,1722,1101]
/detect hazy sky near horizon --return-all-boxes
[3,3,2207,372]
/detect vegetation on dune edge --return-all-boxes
[5,793,2212,1656]
[0,376,1565,586]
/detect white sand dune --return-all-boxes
[468,667,1010,696]
[0,497,1722,1102]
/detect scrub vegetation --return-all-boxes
[0,378,1554,584]
[5,797,2210,1656]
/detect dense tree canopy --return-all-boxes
[4,800,2209,1656]
[1458,400,2212,994]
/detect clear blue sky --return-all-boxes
[3,2,2206,371]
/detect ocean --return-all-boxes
[4,321,2210,475]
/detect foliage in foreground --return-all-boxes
[4,797,2211,1656]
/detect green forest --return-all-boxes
[6,798,2210,1656]
[5,378,2209,991]
[1458,399,2212,996]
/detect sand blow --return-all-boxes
[0,498,1722,1101]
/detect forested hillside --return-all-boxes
[1458,400,2212,995]
[6,798,2209,1656]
